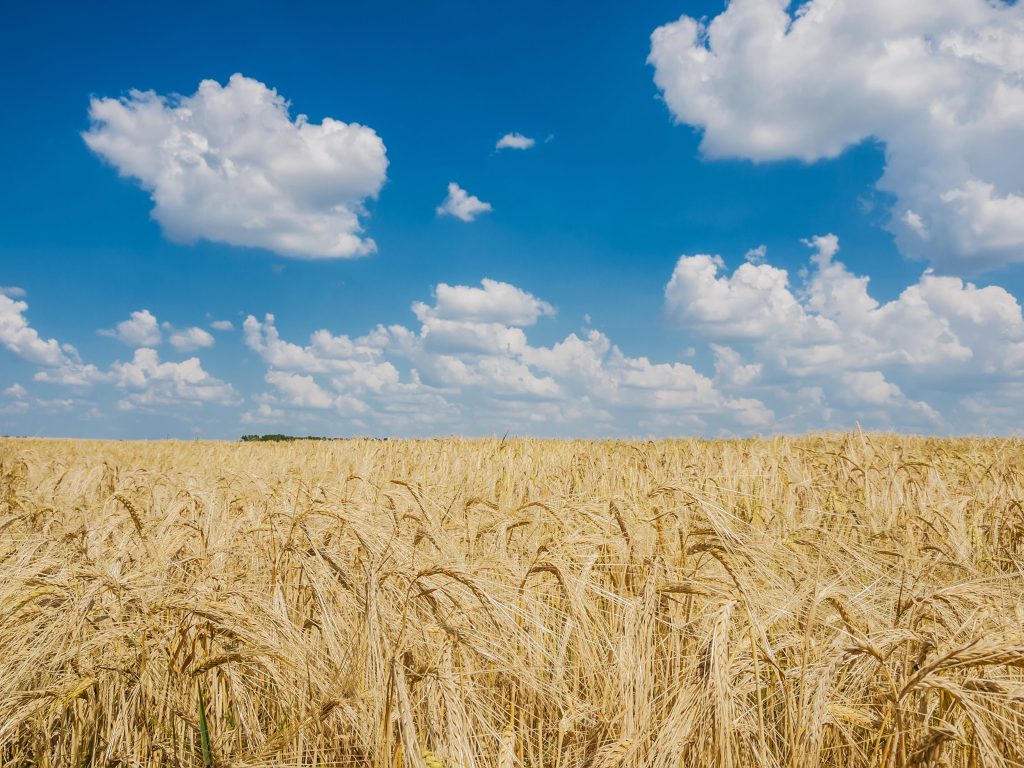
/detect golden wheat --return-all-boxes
[1,434,1023,767]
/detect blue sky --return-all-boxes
[3,0,1024,438]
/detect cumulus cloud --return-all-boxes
[1,293,80,368]
[0,294,236,415]
[84,73,388,259]
[648,0,1024,270]
[712,344,762,389]
[101,310,215,352]
[496,132,536,150]
[414,279,555,326]
[100,309,162,347]
[111,348,236,410]
[242,278,771,435]
[436,182,492,222]
[9,257,1024,433]
[167,325,215,352]
[210,319,234,331]
[665,233,1024,430]
[265,370,340,410]
[242,312,451,430]
[664,253,814,341]
[0,293,103,388]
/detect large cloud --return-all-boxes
[9,266,1024,434]
[84,74,388,259]
[242,313,453,430]
[242,280,770,435]
[649,0,1024,270]
[238,261,1024,435]
[665,234,1024,431]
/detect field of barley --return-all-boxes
[1,435,1023,768]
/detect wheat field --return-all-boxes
[1,435,1023,768]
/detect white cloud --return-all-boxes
[102,310,215,352]
[0,286,26,298]
[265,370,342,410]
[712,344,762,388]
[1,293,77,367]
[649,0,1024,270]
[32,366,105,388]
[259,369,370,415]
[664,233,1024,430]
[167,325,215,352]
[414,278,555,326]
[840,371,904,406]
[10,252,1024,434]
[84,73,388,259]
[101,309,162,347]
[0,293,103,388]
[242,278,771,436]
[436,182,492,222]
[1,295,237,417]
[110,348,236,410]
[496,132,536,150]
[664,253,818,341]
[210,319,234,331]
[243,313,393,376]
[243,313,454,431]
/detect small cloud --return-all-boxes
[496,132,536,150]
[4,383,27,398]
[241,402,286,424]
[744,244,767,265]
[210,320,235,331]
[99,309,162,347]
[167,325,215,352]
[436,182,492,222]
[101,311,216,351]
[415,278,555,326]
[111,347,236,409]
[0,286,26,298]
